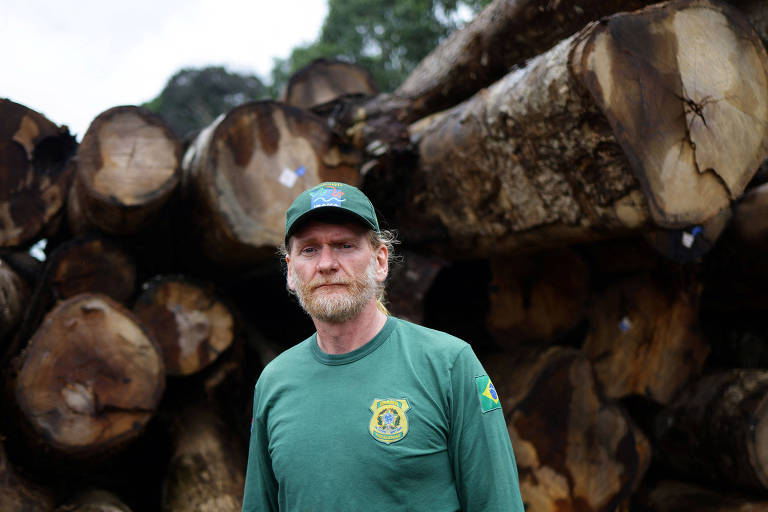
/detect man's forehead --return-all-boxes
[290,220,370,241]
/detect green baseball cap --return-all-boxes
[285,182,380,243]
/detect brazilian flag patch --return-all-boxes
[475,375,501,413]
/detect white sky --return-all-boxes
[1,0,328,140]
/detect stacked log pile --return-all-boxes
[2,0,768,510]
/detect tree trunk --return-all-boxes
[68,106,181,236]
[182,100,362,265]
[132,276,235,377]
[582,272,709,404]
[0,98,77,248]
[0,258,31,343]
[364,0,768,258]
[161,404,245,512]
[396,0,651,121]
[282,58,379,109]
[486,248,589,345]
[634,480,768,512]
[485,346,650,511]
[47,237,137,304]
[12,294,165,459]
[55,489,133,512]
[654,370,768,492]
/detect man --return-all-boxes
[242,182,524,511]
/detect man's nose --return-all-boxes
[317,246,338,272]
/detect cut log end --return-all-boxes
[183,101,361,264]
[70,105,181,235]
[572,0,768,226]
[133,277,235,376]
[14,294,165,457]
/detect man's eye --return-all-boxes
[301,247,316,254]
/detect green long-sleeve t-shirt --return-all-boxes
[242,316,524,512]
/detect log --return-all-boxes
[132,276,235,376]
[486,248,589,345]
[0,440,55,512]
[47,237,137,303]
[654,370,768,492]
[68,106,181,235]
[55,489,133,512]
[364,0,768,257]
[395,0,651,121]
[0,258,31,342]
[634,480,768,512]
[13,293,165,459]
[0,98,77,248]
[582,272,709,404]
[161,404,245,512]
[282,58,378,109]
[485,346,650,511]
[182,100,361,264]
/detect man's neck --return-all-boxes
[313,300,388,355]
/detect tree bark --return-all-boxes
[47,237,137,304]
[182,100,362,264]
[485,346,650,511]
[161,404,245,512]
[12,294,165,459]
[654,370,768,492]
[486,248,589,345]
[0,98,77,248]
[582,272,709,404]
[132,276,235,377]
[634,480,768,512]
[68,106,181,236]
[364,0,768,258]
[282,58,378,109]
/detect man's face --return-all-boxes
[286,220,388,323]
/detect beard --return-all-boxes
[289,256,382,324]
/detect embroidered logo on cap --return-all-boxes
[310,184,345,209]
[369,398,410,444]
[476,375,501,413]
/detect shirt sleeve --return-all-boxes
[448,345,525,512]
[242,384,278,512]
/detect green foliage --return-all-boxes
[143,66,265,138]
[267,0,490,96]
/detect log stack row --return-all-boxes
[3,0,768,510]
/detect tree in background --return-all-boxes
[143,66,265,138]
[268,0,490,96]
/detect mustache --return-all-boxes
[308,278,352,290]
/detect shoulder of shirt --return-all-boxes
[390,316,470,354]
[256,335,316,384]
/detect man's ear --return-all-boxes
[374,245,388,282]
[285,255,295,290]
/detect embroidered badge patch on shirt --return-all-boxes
[369,398,410,444]
[476,375,501,413]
